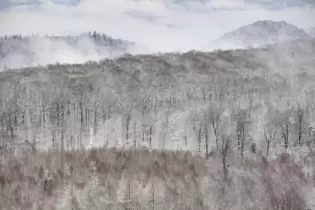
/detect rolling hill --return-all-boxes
[204,20,311,50]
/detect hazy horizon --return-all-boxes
[1,0,315,52]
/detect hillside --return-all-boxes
[1,39,315,209]
[204,20,311,50]
[0,39,314,151]
[0,32,141,70]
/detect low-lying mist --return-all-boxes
[0,33,150,70]
[2,19,314,70]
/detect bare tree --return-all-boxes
[235,109,247,158]
[264,119,278,157]
[147,116,158,150]
[209,103,224,151]
[294,107,307,145]
[221,135,230,182]
[190,110,203,154]
[247,87,255,120]
[150,181,156,210]
[278,109,292,149]
[125,103,133,143]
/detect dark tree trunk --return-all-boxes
[204,114,209,159]
[198,125,202,153]
[149,125,153,149]
[56,103,60,127]
[126,115,131,142]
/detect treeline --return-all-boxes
[0,31,133,46]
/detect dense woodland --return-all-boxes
[0,38,315,209]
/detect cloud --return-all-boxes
[0,0,11,10]
[206,0,249,10]
[247,0,315,8]
[0,0,314,52]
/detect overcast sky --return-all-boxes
[0,0,315,51]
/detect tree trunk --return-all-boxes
[198,125,202,154]
[213,122,219,151]
[237,121,245,158]
[312,150,315,187]
[56,103,60,127]
[151,182,155,210]
[149,125,153,149]
[93,105,98,134]
[79,101,84,125]
[126,115,131,142]
[222,139,229,182]
[298,113,303,145]
[133,122,137,148]
[267,141,270,157]
[204,114,209,159]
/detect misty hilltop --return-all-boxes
[0,32,146,70]
[204,20,311,50]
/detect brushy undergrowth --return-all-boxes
[0,147,311,210]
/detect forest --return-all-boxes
[0,38,315,209]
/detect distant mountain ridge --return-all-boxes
[0,32,141,70]
[204,20,311,50]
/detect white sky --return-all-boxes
[0,0,315,51]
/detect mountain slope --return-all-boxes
[204,20,311,50]
[0,32,144,70]
[0,39,315,210]
[1,39,315,152]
